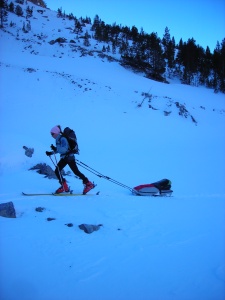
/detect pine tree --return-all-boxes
[15,5,23,16]
[220,39,225,92]
[26,6,33,18]
[94,20,104,41]
[83,30,91,47]
[176,38,184,66]
[74,18,82,34]
[212,40,225,92]
[119,39,129,55]
[26,20,31,31]
[146,32,165,80]
[57,7,62,18]
[0,0,6,8]
[199,46,212,86]
[167,38,176,68]
[91,14,101,31]
[162,27,175,69]
[162,27,175,68]
[131,25,139,41]
[112,40,117,54]
[162,26,170,51]
[9,2,14,12]
[0,0,8,28]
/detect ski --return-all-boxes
[52,193,97,196]
[22,192,99,196]
[22,183,98,197]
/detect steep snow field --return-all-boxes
[0,2,225,300]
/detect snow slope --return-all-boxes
[0,2,225,300]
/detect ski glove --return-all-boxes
[46,151,53,156]
[50,144,57,151]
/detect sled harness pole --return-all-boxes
[76,159,134,193]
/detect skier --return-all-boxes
[46,125,94,194]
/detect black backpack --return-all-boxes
[62,127,79,154]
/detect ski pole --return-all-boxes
[48,153,64,187]
[53,153,65,186]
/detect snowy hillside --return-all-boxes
[0,2,225,300]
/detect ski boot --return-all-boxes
[83,181,95,195]
[55,180,69,194]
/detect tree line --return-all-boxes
[1,1,224,93]
[90,15,225,93]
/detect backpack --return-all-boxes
[62,127,79,154]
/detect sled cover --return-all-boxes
[133,179,173,196]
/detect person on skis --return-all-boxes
[46,125,94,194]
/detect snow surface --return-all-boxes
[0,3,225,300]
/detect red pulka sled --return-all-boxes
[132,179,173,196]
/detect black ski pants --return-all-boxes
[55,157,88,184]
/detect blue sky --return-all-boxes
[46,0,225,52]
